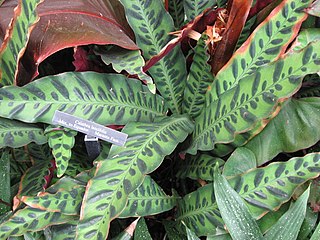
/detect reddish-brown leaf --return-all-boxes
[210,0,253,74]
[14,0,138,85]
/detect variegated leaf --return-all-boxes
[176,184,224,236]
[50,223,78,240]
[46,126,77,177]
[183,34,214,118]
[0,118,46,148]
[119,175,179,218]
[0,0,43,86]
[228,153,320,218]
[176,154,224,181]
[168,0,185,28]
[0,72,166,125]
[210,0,313,102]
[0,207,77,238]
[183,0,217,21]
[120,0,187,114]
[188,40,320,154]
[177,153,320,235]
[94,46,155,93]
[77,115,194,239]
[0,150,10,214]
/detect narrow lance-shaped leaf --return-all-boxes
[0,207,77,239]
[0,150,10,214]
[188,40,320,154]
[168,0,185,28]
[46,126,77,177]
[177,153,320,236]
[214,166,263,240]
[310,221,320,240]
[176,184,224,236]
[94,46,155,93]
[210,0,313,102]
[134,218,152,240]
[0,0,43,86]
[119,175,179,218]
[0,72,166,125]
[120,0,187,114]
[176,154,224,181]
[0,118,47,148]
[77,115,194,240]
[183,0,217,21]
[228,153,320,218]
[183,34,214,118]
[264,187,310,240]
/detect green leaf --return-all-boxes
[223,147,257,177]
[228,153,320,218]
[120,0,187,114]
[0,207,77,238]
[183,34,214,118]
[163,220,187,240]
[119,176,179,218]
[94,46,155,93]
[185,225,200,240]
[77,115,194,239]
[0,0,43,86]
[264,187,310,240]
[310,221,320,240]
[168,0,185,28]
[297,206,318,240]
[176,184,224,236]
[183,0,217,21]
[292,28,320,51]
[134,218,152,240]
[188,40,320,154]
[0,150,10,214]
[210,0,313,102]
[46,127,77,177]
[245,98,320,165]
[176,154,224,181]
[50,223,78,240]
[0,72,166,125]
[214,167,263,240]
[0,118,47,148]
[178,153,320,236]
[16,159,54,199]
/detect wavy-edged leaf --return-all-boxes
[77,115,194,239]
[0,207,77,239]
[223,147,257,177]
[94,46,155,93]
[176,184,224,236]
[16,0,138,85]
[292,28,320,51]
[119,175,179,218]
[264,187,310,240]
[188,40,320,154]
[0,150,10,214]
[228,153,320,218]
[50,222,78,240]
[214,167,263,240]
[245,98,320,165]
[0,118,46,148]
[0,0,43,86]
[0,72,166,125]
[183,34,214,118]
[210,0,313,102]
[120,0,187,114]
[183,0,216,21]
[16,159,54,200]
[176,154,224,181]
[168,0,185,28]
[46,127,77,177]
